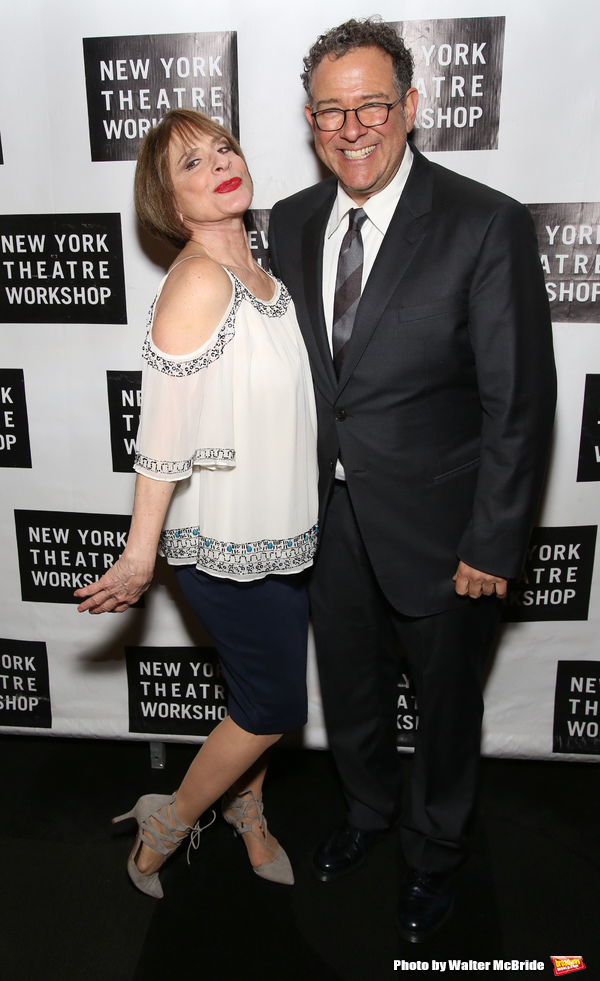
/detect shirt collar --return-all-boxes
[327,144,414,239]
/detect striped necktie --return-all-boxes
[332,207,368,376]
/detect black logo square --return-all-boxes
[528,203,600,324]
[0,369,32,468]
[107,370,142,473]
[577,374,600,482]
[553,660,600,755]
[503,526,597,622]
[0,214,126,325]
[83,32,239,161]
[391,16,505,151]
[15,509,133,604]
[0,638,52,729]
[125,646,228,736]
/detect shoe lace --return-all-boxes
[186,809,217,865]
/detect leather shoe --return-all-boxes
[312,821,383,882]
[397,868,454,943]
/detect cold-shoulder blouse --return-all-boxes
[134,260,318,581]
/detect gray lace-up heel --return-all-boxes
[113,793,215,898]
[221,789,294,885]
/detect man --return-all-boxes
[268,18,556,942]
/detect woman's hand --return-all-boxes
[74,551,155,614]
[75,473,176,614]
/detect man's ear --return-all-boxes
[403,88,419,134]
[304,104,316,132]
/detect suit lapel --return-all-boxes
[336,148,434,392]
[299,189,338,394]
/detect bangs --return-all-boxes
[169,116,226,151]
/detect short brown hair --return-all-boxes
[134,109,247,249]
[301,17,414,104]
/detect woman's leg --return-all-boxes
[136,716,281,874]
[134,567,308,877]
[222,749,282,868]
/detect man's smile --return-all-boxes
[341,145,377,160]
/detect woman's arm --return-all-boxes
[74,473,175,614]
[75,259,232,614]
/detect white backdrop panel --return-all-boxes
[1,0,599,760]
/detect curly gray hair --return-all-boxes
[301,17,414,103]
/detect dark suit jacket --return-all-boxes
[268,146,556,617]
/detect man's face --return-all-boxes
[305,46,418,205]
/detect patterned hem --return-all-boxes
[159,524,318,575]
[134,448,235,476]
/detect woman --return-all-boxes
[75,109,318,898]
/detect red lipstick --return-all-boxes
[215,177,242,194]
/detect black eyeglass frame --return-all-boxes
[310,97,403,132]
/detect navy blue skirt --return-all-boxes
[175,566,309,734]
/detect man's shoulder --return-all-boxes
[414,146,527,216]
[271,176,337,218]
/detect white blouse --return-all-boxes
[134,261,319,581]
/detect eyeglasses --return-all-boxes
[310,98,402,132]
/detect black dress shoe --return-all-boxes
[312,821,384,882]
[396,868,454,943]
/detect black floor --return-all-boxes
[2,734,598,980]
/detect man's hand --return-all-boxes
[453,561,508,599]
[74,552,154,614]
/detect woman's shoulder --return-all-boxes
[162,254,232,304]
[152,255,233,356]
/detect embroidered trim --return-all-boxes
[134,447,235,475]
[232,274,292,319]
[194,448,235,463]
[142,275,292,378]
[142,283,241,377]
[159,523,318,575]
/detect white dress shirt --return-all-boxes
[322,144,414,479]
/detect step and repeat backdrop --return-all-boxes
[1,0,599,760]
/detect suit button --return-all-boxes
[329,459,334,471]
[335,408,346,422]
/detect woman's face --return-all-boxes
[168,129,252,234]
